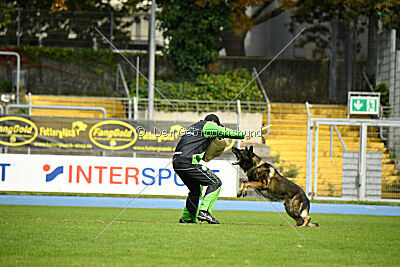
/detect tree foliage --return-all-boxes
[158,0,230,80]
[132,68,262,102]
[290,0,400,57]
[197,0,303,56]
[0,0,144,49]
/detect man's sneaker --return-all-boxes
[197,210,220,224]
[178,218,197,224]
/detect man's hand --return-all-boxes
[244,124,272,141]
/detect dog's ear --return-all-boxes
[249,145,254,154]
[244,146,248,152]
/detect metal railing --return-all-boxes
[5,104,107,118]
[329,125,347,157]
[21,95,267,119]
[136,98,267,113]
[1,94,269,125]
[307,117,400,201]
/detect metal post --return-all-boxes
[330,125,333,157]
[16,55,20,104]
[147,0,156,121]
[17,8,21,46]
[28,92,31,115]
[133,96,138,120]
[358,123,367,201]
[236,99,241,193]
[27,93,32,155]
[136,56,139,100]
[347,92,350,119]
[305,102,313,198]
[117,64,130,97]
[116,67,119,91]
[236,100,241,149]
[313,123,319,199]
[128,98,132,120]
[110,11,114,50]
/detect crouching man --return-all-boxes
[173,114,246,224]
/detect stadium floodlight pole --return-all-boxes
[223,27,306,111]
[227,160,306,240]
[94,27,176,110]
[93,158,175,240]
[148,0,156,120]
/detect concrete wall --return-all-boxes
[1,50,362,104]
[0,56,115,96]
[376,29,400,165]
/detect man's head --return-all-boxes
[204,114,221,126]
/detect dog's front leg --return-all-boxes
[237,181,246,197]
[243,181,267,197]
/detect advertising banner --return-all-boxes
[0,154,238,197]
[0,116,236,154]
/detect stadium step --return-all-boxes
[25,95,127,118]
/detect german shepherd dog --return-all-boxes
[232,146,318,227]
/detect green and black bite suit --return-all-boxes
[173,120,245,222]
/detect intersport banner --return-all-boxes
[0,116,236,154]
[0,154,238,197]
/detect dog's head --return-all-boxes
[231,146,261,172]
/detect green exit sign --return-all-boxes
[349,96,380,115]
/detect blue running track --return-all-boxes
[1,195,400,216]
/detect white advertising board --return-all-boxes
[0,154,238,197]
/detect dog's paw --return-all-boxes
[236,191,242,198]
[243,191,248,197]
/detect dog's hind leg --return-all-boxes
[284,200,301,226]
[299,207,311,227]
[294,218,304,226]
[299,203,318,227]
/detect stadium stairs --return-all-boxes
[262,103,400,199]
[25,95,126,118]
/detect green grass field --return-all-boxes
[1,205,399,266]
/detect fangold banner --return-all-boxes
[0,116,236,153]
[0,154,238,197]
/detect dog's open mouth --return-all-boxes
[232,160,240,165]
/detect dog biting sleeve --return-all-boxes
[203,138,228,162]
[203,122,245,139]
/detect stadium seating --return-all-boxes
[263,103,400,198]
[25,95,126,118]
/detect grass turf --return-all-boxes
[0,205,399,266]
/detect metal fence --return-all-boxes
[2,94,267,119]
[136,98,268,113]
[0,9,163,51]
[306,117,400,202]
